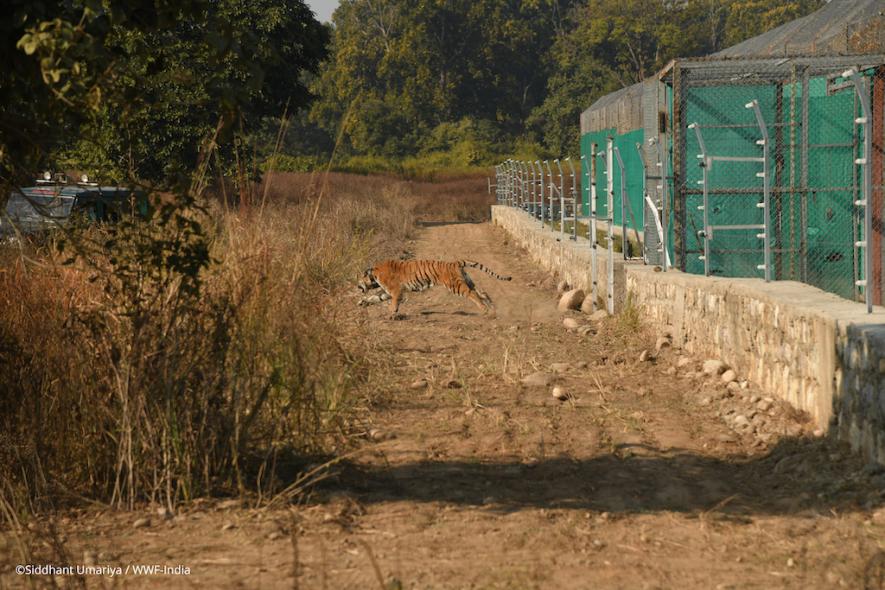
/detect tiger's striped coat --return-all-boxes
[357,259,511,318]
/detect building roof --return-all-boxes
[714,0,885,58]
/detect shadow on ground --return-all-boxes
[313,436,884,518]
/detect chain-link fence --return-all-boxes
[492,149,641,315]
[494,54,885,313]
[667,56,885,311]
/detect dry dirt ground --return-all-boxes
[4,221,885,590]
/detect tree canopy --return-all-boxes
[307,0,824,161]
[2,0,328,189]
[3,0,826,181]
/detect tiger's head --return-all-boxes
[357,268,379,293]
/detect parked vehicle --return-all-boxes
[2,172,147,237]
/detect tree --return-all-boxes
[3,0,328,189]
[309,0,577,159]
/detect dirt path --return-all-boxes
[10,221,885,589]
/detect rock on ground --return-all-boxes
[521,372,554,387]
[563,318,580,331]
[558,289,585,312]
[703,359,726,375]
[587,309,609,322]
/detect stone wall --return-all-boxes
[491,205,885,466]
[491,206,625,312]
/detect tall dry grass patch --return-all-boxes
[1,171,490,512]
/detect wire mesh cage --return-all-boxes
[666,55,885,308]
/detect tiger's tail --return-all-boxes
[460,260,511,281]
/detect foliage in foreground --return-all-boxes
[0,172,492,512]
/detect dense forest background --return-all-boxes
[2,0,824,188]
[291,0,825,173]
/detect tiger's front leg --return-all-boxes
[388,288,404,320]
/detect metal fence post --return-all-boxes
[585,149,599,311]
[504,160,511,206]
[636,141,665,266]
[602,139,615,314]
[655,136,670,271]
[544,160,554,231]
[845,68,874,314]
[522,162,532,212]
[688,123,711,275]
[748,100,772,283]
[566,157,577,241]
[537,160,545,228]
[555,158,564,240]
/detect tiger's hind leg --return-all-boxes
[475,287,496,317]
[449,278,495,317]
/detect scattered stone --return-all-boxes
[639,350,651,362]
[551,363,571,373]
[556,280,570,294]
[655,336,671,352]
[677,357,692,368]
[733,415,750,428]
[726,381,740,391]
[750,395,761,404]
[521,372,554,387]
[716,433,736,443]
[558,289,585,311]
[157,506,172,520]
[563,318,580,331]
[720,369,737,384]
[665,367,677,376]
[588,309,609,322]
[368,428,387,442]
[786,558,796,568]
[222,522,236,531]
[702,360,726,375]
[551,386,570,401]
[580,296,597,314]
[740,380,749,390]
[813,429,825,438]
[700,396,711,406]
[444,379,463,389]
[267,531,284,541]
[576,361,589,370]
[578,325,596,336]
[133,518,151,529]
[410,378,429,390]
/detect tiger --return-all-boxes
[357,259,511,319]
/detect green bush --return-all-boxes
[264,154,326,173]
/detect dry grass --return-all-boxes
[0,172,490,514]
